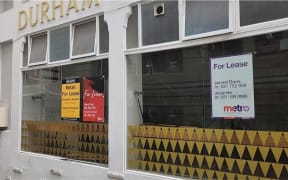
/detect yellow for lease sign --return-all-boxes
[61,82,80,119]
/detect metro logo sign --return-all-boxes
[223,105,250,112]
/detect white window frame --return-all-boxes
[182,0,233,41]
[48,25,71,64]
[22,37,29,67]
[138,3,142,48]
[28,32,48,66]
[70,18,97,59]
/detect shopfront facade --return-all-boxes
[1,0,288,179]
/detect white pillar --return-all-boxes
[10,37,25,160]
[104,6,131,179]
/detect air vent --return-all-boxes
[154,3,165,16]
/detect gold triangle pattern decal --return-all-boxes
[113,125,288,179]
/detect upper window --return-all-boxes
[126,0,231,48]
[141,1,179,45]
[240,1,288,26]
[29,33,48,65]
[50,26,70,62]
[185,0,229,38]
[25,16,108,67]
[72,19,96,57]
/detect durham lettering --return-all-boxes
[18,10,28,30]
[29,4,39,27]
[66,0,79,16]
[18,0,100,31]
[41,1,51,24]
[52,0,64,20]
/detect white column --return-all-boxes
[104,6,131,179]
[10,37,25,159]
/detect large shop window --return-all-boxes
[22,16,109,164]
[240,1,288,26]
[127,30,288,179]
[22,60,109,164]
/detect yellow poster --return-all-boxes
[61,81,80,119]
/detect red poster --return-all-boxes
[82,77,105,123]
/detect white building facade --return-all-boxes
[1,0,288,179]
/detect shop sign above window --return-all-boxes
[18,0,100,31]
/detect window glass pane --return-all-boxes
[50,26,70,62]
[22,60,109,164]
[99,15,109,54]
[240,1,288,26]
[23,38,28,67]
[142,1,179,45]
[72,20,96,56]
[29,33,47,64]
[127,30,288,179]
[185,0,229,36]
[126,6,138,49]
[142,50,182,75]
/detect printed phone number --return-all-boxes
[215,94,248,99]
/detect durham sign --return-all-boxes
[18,0,100,31]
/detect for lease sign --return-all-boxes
[210,54,255,119]
[61,79,81,120]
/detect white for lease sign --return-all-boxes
[210,53,255,119]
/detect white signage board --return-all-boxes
[210,54,255,119]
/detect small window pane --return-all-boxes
[185,0,229,36]
[29,33,47,65]
[23,38,28,67]
[142,1,179,45]
[126,6,138,49]
[99,15,109,54]
[50,26,70,62]
[72,20,96,56]
[240,1,288,26]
